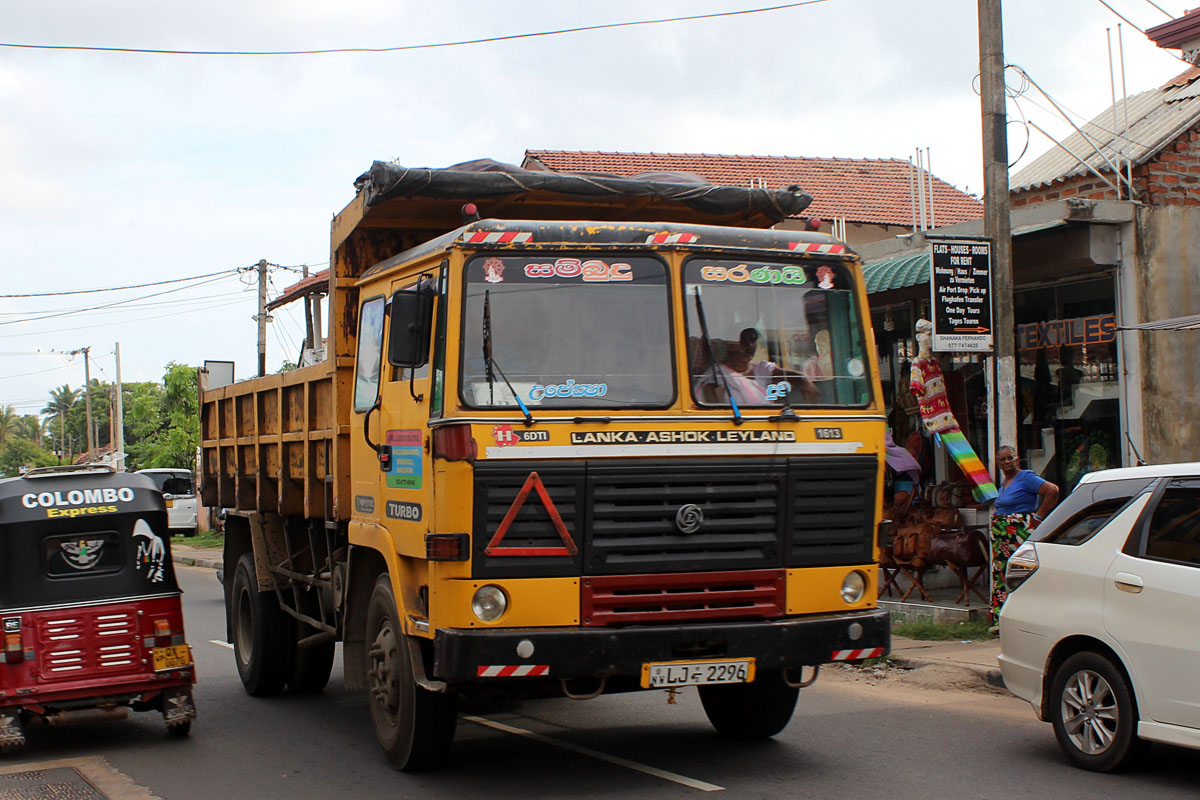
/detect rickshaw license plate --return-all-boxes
[165,498,174,508]
[640,658,754,688]
[152,644,192,671]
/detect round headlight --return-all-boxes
[471,585,508,622]
[841,570,867,604]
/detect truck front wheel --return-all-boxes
[698,670,799,739]
[232,553,290,696]
[365,575,457,770]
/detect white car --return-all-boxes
[998,462,1200,772]
[137,468,199,537]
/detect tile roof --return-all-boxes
[523,149,982,227]
[1011,67,1200,192]
[268,269,328,311]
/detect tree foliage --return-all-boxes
[0,362,201,475]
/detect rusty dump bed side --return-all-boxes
[199,360,345,520]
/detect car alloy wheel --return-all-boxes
[1059,668,1119,755]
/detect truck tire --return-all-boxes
[365,575,458,770]
[698,670,799,739]
[232,553,290,697]
[288,598,335,693]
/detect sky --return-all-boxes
[0,0,1189,421]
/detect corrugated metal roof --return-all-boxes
[523,150,983,227]
[863,252,930,293]
[1011,67,1200,192]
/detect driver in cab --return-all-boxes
[697,328,817,405]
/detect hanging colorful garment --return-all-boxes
[910,355,998,503]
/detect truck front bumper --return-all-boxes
[434,608,889,683]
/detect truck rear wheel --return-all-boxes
[365,575,457,770]
[698,670,799,739]
[288,597,335,693]
[232,553,290,696]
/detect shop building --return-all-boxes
[859,66,1200,487]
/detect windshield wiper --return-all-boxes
[692,286,742,425]
[482,289,533,426]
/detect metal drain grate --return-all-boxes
[0,767,107,800]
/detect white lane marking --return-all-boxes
[462,714,724,792]
[209,640,234,650]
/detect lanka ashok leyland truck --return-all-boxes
[200,160,891,770]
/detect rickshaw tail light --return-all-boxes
[153,619,171,637]
[3,633,23,664]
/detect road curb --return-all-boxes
[888,653,1008,692]
[172,553,221,570]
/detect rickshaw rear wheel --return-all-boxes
[167,720,192,738]
[232,553,290,696]
[365,575,457,770]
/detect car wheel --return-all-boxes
[1049,651,1145,772]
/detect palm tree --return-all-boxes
[42,385,80,464]
[0,405,16,449]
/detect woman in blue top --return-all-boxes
[990,445,1059,619]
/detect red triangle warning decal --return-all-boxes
[484,471,578,557]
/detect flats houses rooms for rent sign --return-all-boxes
[929,239,993,352]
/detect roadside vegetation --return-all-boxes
[892,619,992,641]
[0,362,200,477]
[173,528,224,549]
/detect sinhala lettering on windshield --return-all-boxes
[698,264,807,285]
[529,379,608,400]
[523,258,633,282]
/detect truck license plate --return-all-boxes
[640,658,754,689]
[152,644,192,672]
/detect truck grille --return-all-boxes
[473,456,877,580]
[581,569,786,626]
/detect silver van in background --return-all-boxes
[136,468,199,537]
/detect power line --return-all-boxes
[0,2,830,56]
[1094,0,1146,34]
[0,274,238,326]
[1138,0,1173,19]
[0,267,248,298]
[0,297,237,339]
[0,285,251,318]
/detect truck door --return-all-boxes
[376,276,439,559]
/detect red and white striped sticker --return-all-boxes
[477,664,550,677]
[464,231,533,244]
[645,232,698,245]
[788,242,847,254]
[831,648,885,661]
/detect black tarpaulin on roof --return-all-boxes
[354,159,813,224]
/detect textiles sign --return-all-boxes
[1015,314,1117,350]
[929,240,993,352]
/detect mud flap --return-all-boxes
[162,687,196,727]
[0,710,24,749]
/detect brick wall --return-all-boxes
[1011,125,1200,208]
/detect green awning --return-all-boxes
[862,252,930,294]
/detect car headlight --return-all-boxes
[1004,542,1039,593]
[471,585,508,622]
[841,570,867,604]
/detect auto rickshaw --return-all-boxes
[0,464,196,751]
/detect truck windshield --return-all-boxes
[684,258,872,407]
[461,254,674,408]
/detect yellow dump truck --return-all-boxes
[200,160,891,770]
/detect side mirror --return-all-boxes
[388,288,433,368]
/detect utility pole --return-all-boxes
[254,259,270,377]
[979,0,1018,461]
[302,264,315,359]
[114,342,125,471]
[69,346,96,459]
